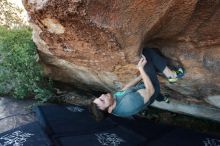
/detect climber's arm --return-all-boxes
[120,75,142,91]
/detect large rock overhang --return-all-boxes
[23,0,220,121]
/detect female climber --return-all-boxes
[90,48,184,120]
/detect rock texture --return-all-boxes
[23,0,220,100]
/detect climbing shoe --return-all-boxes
[163,95,170,103]
[155,94,170,103]
[168,67,185,83]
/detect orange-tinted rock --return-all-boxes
[23,0,220,99]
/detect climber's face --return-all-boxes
[93,93,112,110]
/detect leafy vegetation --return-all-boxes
[0,26,53,102]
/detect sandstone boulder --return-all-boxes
[23,0,220,111]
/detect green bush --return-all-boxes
[0,26,53,101]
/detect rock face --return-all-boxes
[23,0,220,100]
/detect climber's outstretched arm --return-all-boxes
[120,75,142,91]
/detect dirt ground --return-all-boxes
[140,107,220,136]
